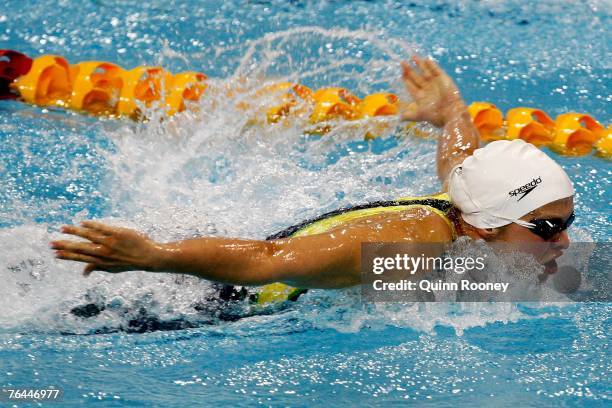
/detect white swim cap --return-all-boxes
[449,139,574,229]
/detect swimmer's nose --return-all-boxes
[551,230,570,250]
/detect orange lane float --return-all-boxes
[11,55,73,107]
[594,128,611,158]
[309,87,361,123]
[69,61,124,115]
[304,87,362,134]
[165,71,208,115]
[358,93,399,118]
[467,102,504,141]
[4,51,209,120]
[237,82,313,126]
[468,102,608,158]
[262,82,313,124]
[116,66,174,118]
[358,93,400,140]
[550,113,606,156]
[506,107,556,146]
[1,49,609,159]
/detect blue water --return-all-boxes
[1,0,610,406]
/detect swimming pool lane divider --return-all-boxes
[1,50,609,159]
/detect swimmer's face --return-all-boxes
[492,196,574,274]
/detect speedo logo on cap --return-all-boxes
[509,177,542,201]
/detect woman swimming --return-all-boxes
[52,56,575,292]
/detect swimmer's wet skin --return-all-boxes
[52,56,575,304]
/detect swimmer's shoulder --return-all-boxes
[338,207,454,243]
[397,206,455,243]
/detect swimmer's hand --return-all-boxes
[401,55,479,184]
[52,221,164,276]
[400,55,464,128]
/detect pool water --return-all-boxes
[0,0,610,406]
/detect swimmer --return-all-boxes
[52,56,574,293]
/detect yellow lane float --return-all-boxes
[506,107,556,146]
[11,55,73,107]
[550,113,606,156]
[467,102,504,141]
[358,93,400,140]
[263,82,313,124]
[358,93,399,118]
[310,87,361,123]
[117,66,173,118]
[1,49,609,159]
[165,71,208,115]
[468,103,608,157]
[69,61,124,115]
[594,128,611,158]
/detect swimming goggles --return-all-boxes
[525,211,575,240]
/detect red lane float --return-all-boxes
[0,50,33,100]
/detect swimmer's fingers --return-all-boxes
[83,263,96,277]
[56,222,157,273]
[60,225,109,244]
[83,263,131,277]
[80,221,145,245]
[423,59,443,79]
[81,221,122,236]
[401,60,425,92]
[413,56,438,80]
[54,250,107,266]
[54,251,128,276]
[55,250,99,263]
[51,240,110,258]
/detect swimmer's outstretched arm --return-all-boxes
[52,211,451,288]
[400,56,480,185]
